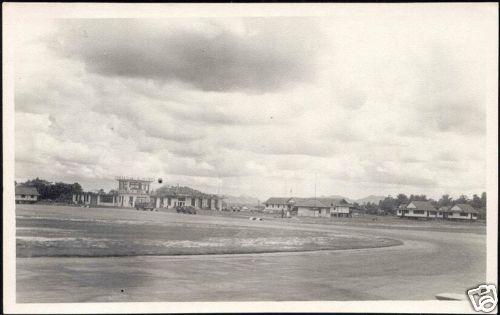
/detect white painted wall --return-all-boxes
[15,194,38,202]
[446,212,476,220]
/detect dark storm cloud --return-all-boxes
[51,19,322,93]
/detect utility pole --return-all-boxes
[314,173,317,203]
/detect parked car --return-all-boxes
[176,205,197,215]
[135,201,155,211]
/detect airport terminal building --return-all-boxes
[72,177,222,210]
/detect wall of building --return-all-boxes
[397,209,476,220]
[332,206,351,214]
[15,194,38,203]
[154,195,221,210]
[297,207,330,217]
[265,203,287,212]
[445,212,477,220]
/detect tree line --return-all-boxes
[17,178,83,202]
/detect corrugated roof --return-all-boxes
[264,197,292,204]
[295,198,330,208]
[438,206,451,211]
[408,201,436,211]
[295,198,352,208]
[15,186,40,196]
[265,196,352,208]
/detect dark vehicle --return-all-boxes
[176,205,197,215]
[135,201,156,211]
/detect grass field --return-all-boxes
[15,204,486,303]
[16,205,401,257]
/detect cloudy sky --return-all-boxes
[12,5,497,200]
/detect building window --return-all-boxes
[429,211,436,215]
[413,210,425,214]
[460,212,469,217]
[21,194,26,198]
[101,195,114,203]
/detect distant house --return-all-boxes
[442,204,478,220]
[296,198,354,218]
[15,186,40,204]
[438,206,451,216]
[295,199,331,217]
[263,197,295,214]
[398,202,479,221]
[397,201,437,218]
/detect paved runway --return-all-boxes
[16,211,485,302]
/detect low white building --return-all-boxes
[443,204,478,220]
[295,198,354,218]
[398,201,478,220]
[397,201,437,218]
[15,186,40,204]
[263,197,295,214]
[296,199,331,217]
[151,186,222,211]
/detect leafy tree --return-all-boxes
[470,194,482,209]
[20,178,83,202]
[396,194,409,206]
[379,196,397,215]
[454,194,469,205]
[409,194,428,202]
[365,202,378,215]
[437,194,453,208]
[481,192,486,208]
[23,177,52,199]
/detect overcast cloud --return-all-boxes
[13,8,496,200]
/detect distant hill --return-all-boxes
[355,195,386,205]
[322,195,355,203]
[322,194,385,205]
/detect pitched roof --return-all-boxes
[15,186,40,196]
[295,198,331,208]
[295,197,352,208]
[264,196,353,208]
[450,204,479,213]
[438,206,451,211]
[264,197,292,204]
[408,201,436,211]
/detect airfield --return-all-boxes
[16,204,486,302]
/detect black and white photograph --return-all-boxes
[2,3,498,314]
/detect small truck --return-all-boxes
[135,201,156,211]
